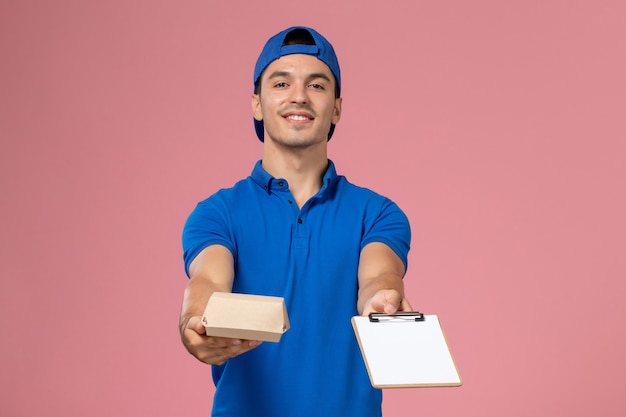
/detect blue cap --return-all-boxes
[253,26,341,142]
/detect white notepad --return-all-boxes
[352,314,462,388]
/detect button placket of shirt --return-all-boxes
[272,179,303,233]
[273,177,311,240]
[293,205,308,249]
[296,201,305,234]
[282,185,307,249]
[296,188,327,231]
[275,179,297,211]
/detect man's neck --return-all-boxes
[262,145,328,208]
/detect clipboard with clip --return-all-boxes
[351,311,462,388]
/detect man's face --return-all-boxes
[252,54,342,147]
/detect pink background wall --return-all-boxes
[1,1,625,416]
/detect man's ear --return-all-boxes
[251,94,263,121]
[332,97,342,125]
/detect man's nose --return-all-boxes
[288,82,309,104]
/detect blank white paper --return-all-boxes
[352,314,461,388]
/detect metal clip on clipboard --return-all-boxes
[368,311,425,322]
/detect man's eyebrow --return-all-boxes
[267,71,332,83]
[267,70,292,80]
[308,72,332,82]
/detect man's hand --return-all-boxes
[180,245,262,365]
[361,288,412,316]
[181,316,262,366]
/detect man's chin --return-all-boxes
[267,133,327,148]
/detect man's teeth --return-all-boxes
[288,115,309,121]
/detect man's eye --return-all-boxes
[274,82,288,88]
[309,83,324,89]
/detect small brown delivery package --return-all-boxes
[201,292,290,342]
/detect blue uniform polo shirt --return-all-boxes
[183,160,411,417]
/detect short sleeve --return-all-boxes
[360,198,411,273]
[182,196,235,277]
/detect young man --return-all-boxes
[180,26,412,416]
